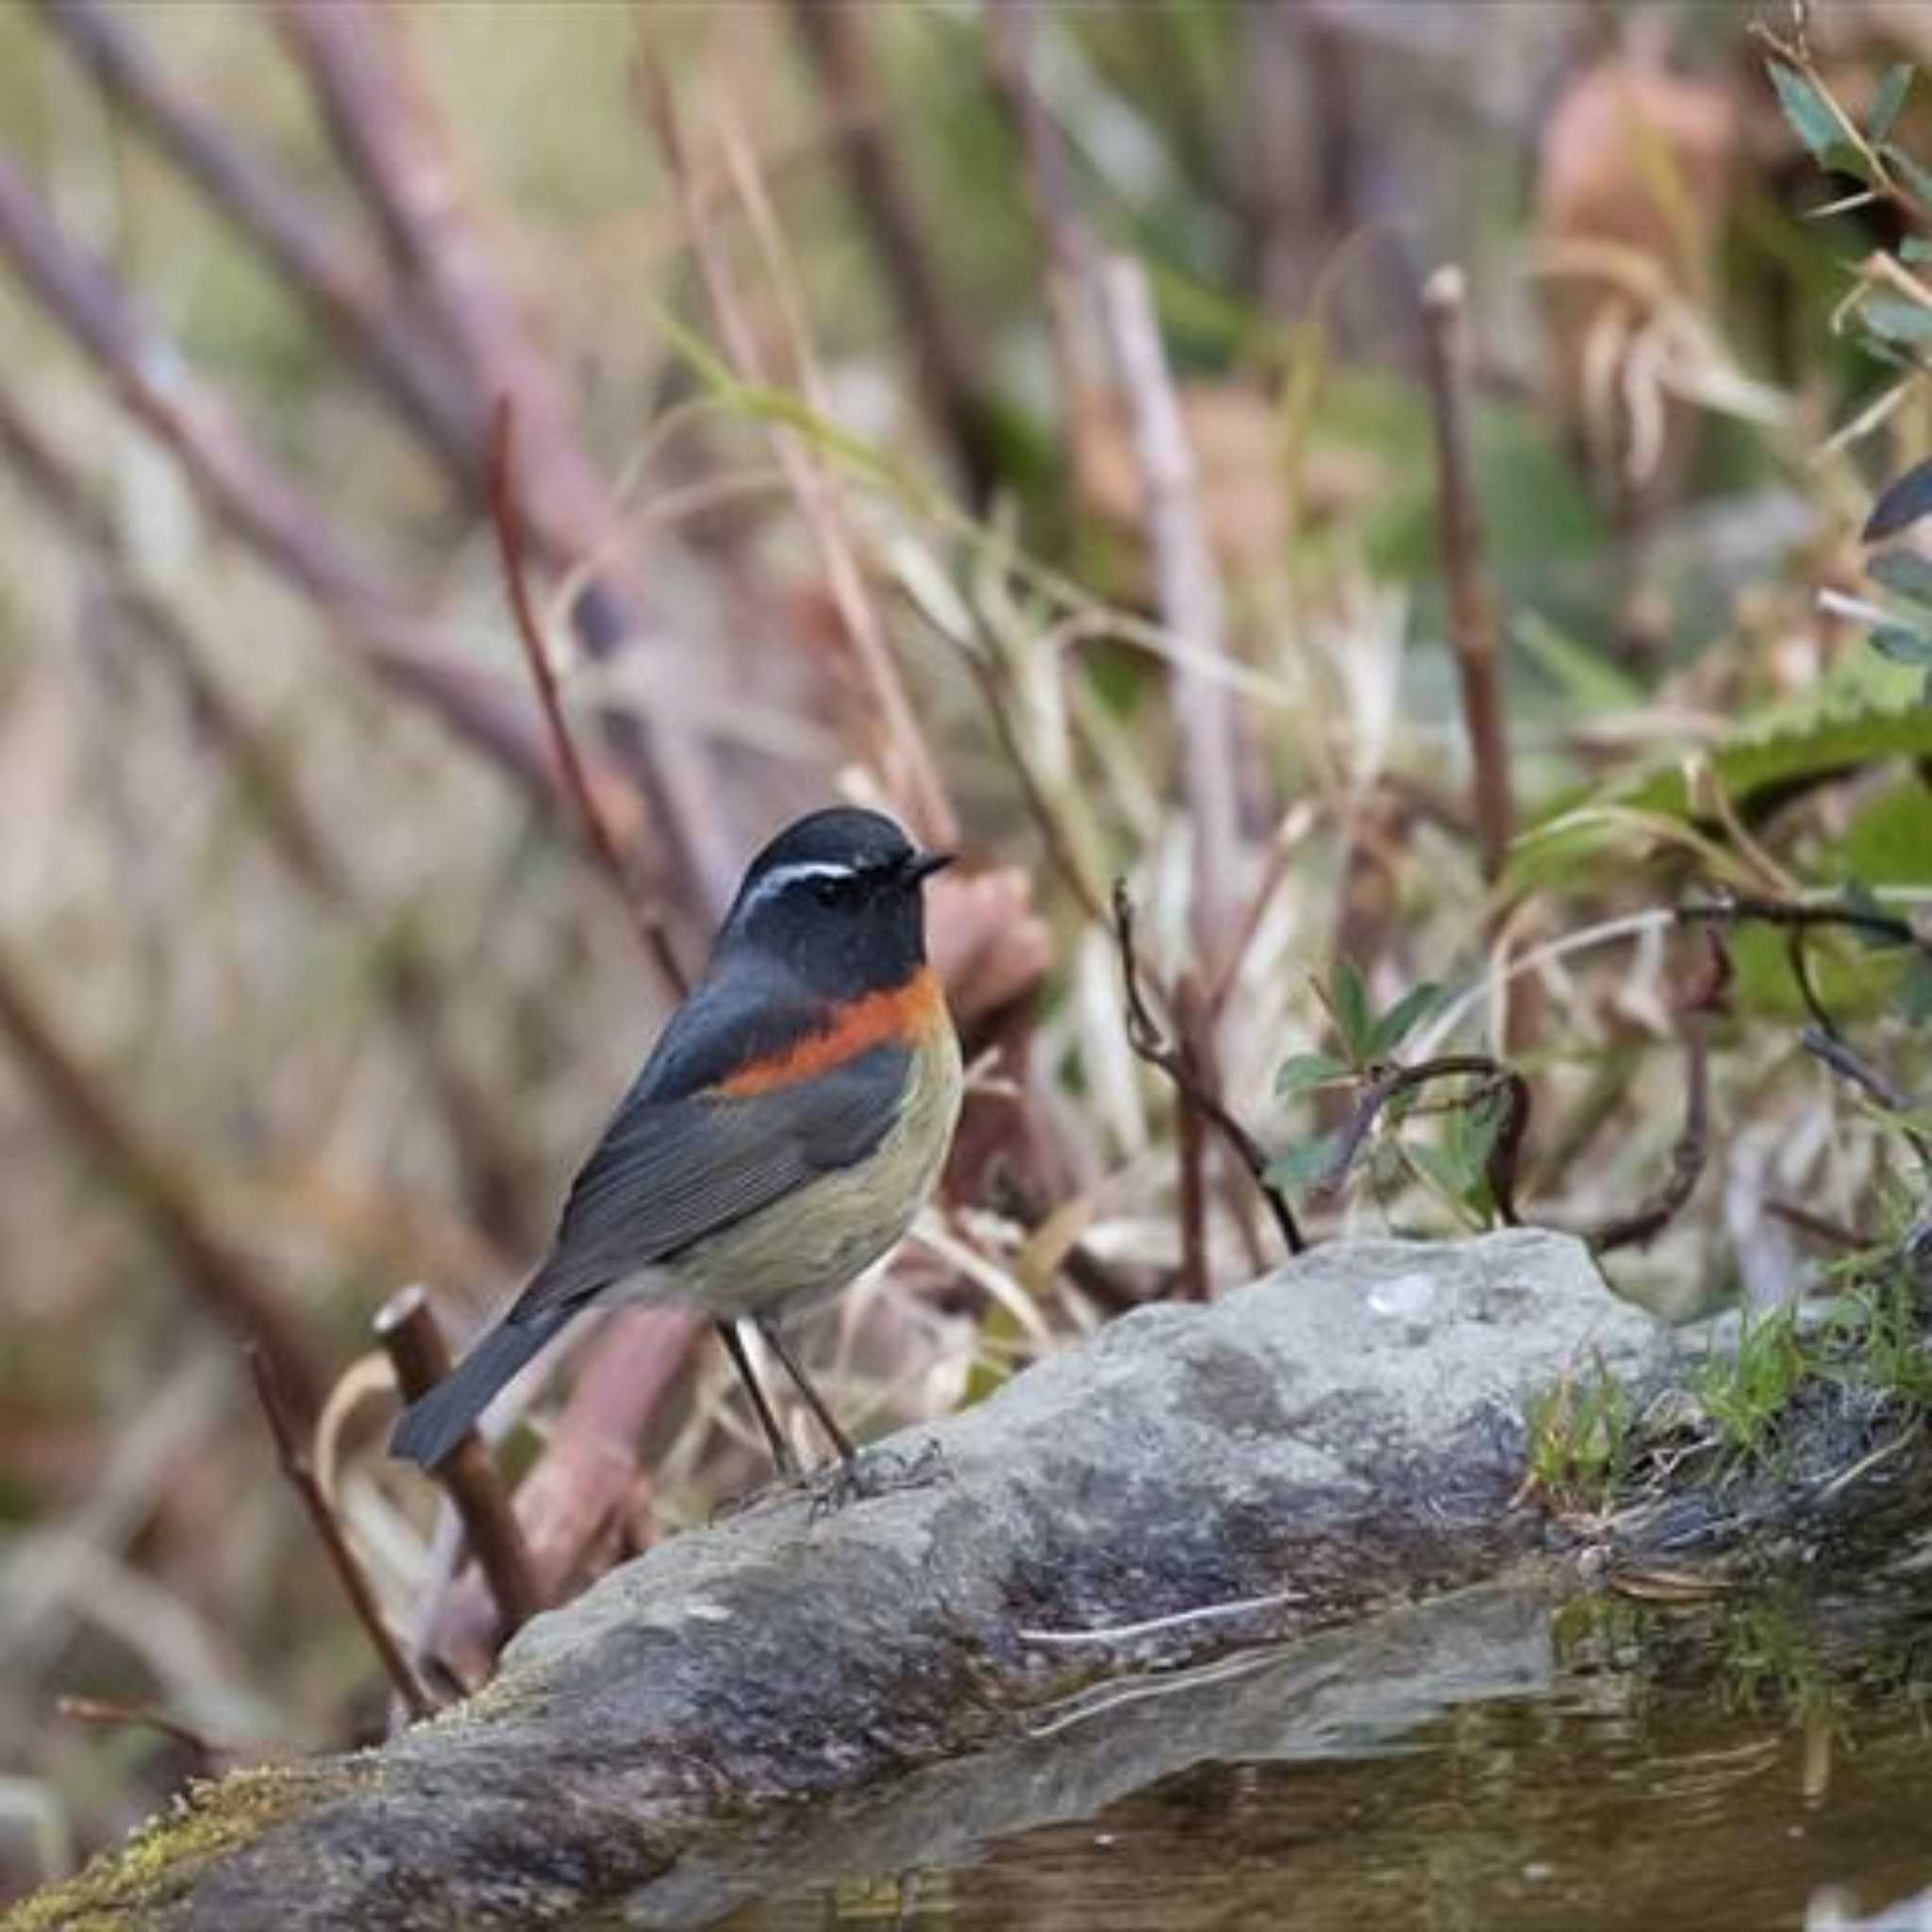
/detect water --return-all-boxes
[688,1583,1932,1932]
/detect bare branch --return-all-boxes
[490,403,690,997]
[1313,1057,1530,1225]
[1111,883,1306,1259]
[247,1345,433,1721]
[1420,266,1513,887]
[1586,935,1728,1256]
[426,1309,694,1688]
[376,1287,543,1641]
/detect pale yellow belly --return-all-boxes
[619,1021,962,1324]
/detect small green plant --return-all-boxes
[1270,963,1517,1228]
[1695,1307,1809,1459]
[1525,1355,1633,1514]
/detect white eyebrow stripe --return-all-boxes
[740,858,858,913]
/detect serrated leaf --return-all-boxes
[1871,64,1913,142]
[1513,662,1932,890]
[1268,1132,1343,1192]
[1870,623,1932,666]
[1365,981,1445,1061]
[1860,293,1932,344]
[1868,549,1932,602]
[1332,957,1372,1063]
[1865,457,1932,540]
[1275,1051,1353,1094]
[1899,954,1932,1025]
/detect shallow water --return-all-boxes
[708,1585,1932,1932]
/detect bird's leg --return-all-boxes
[715,1321,801,1481]
[754,1317,949,1515]
[753,1316,858,1465]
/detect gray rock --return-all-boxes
[15,1231,1669,1930]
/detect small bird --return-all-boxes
[391,806,962,1476]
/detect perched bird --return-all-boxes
[391,807,962,1475]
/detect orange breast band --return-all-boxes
[717,965,946,1097]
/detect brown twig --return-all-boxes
[788,0,1004,506]
[1679,894,1928,1161]
[426,1308,693,1688]
[1313,1056,1529,1224]
[1678,893,1924,952]
[1095,254,1242,966]
[1419,266,1513,890]
[376,1287,543,1641]
[1111,882,1306,1258]
[0,947,326,1424]
[1586,934,1728,1256]
[490,403,689,997]
[246,1344,433,1721]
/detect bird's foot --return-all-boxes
[710,1463,810,1524]
[808,1437,949,1518]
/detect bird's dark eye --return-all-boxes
[813,877,848,908]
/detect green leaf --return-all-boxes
[1899,954,1932,1025]
[1871,64,1913,142]
[1866,456,1932,540]
[1869,623,1932,666]
[1860,293,1932,344]
[1365,981,1445,1061]
[1885,142,1932,208]
[1406,1140,1475,1200]
[1519,653,1932,873]
[1268,1133,1343,1192]
[1332,958,1372,1063]
[1770,61,1866,175]
[1276,1052,1353,1094]
[1868,549,1932,602]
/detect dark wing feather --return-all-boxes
[511,1040,910,1318]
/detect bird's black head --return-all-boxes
[719,807,953,997]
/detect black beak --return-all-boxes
[905,849,955,885]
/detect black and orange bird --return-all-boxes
[391,807,962,1477]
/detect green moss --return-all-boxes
[1,1762,370,1932]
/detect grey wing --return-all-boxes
[511,1041,911,1318]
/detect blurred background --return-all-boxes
[4,0,1931,1902]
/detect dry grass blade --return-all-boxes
[1096,255,1242,966]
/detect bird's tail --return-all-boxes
[390,1307,571,1469]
